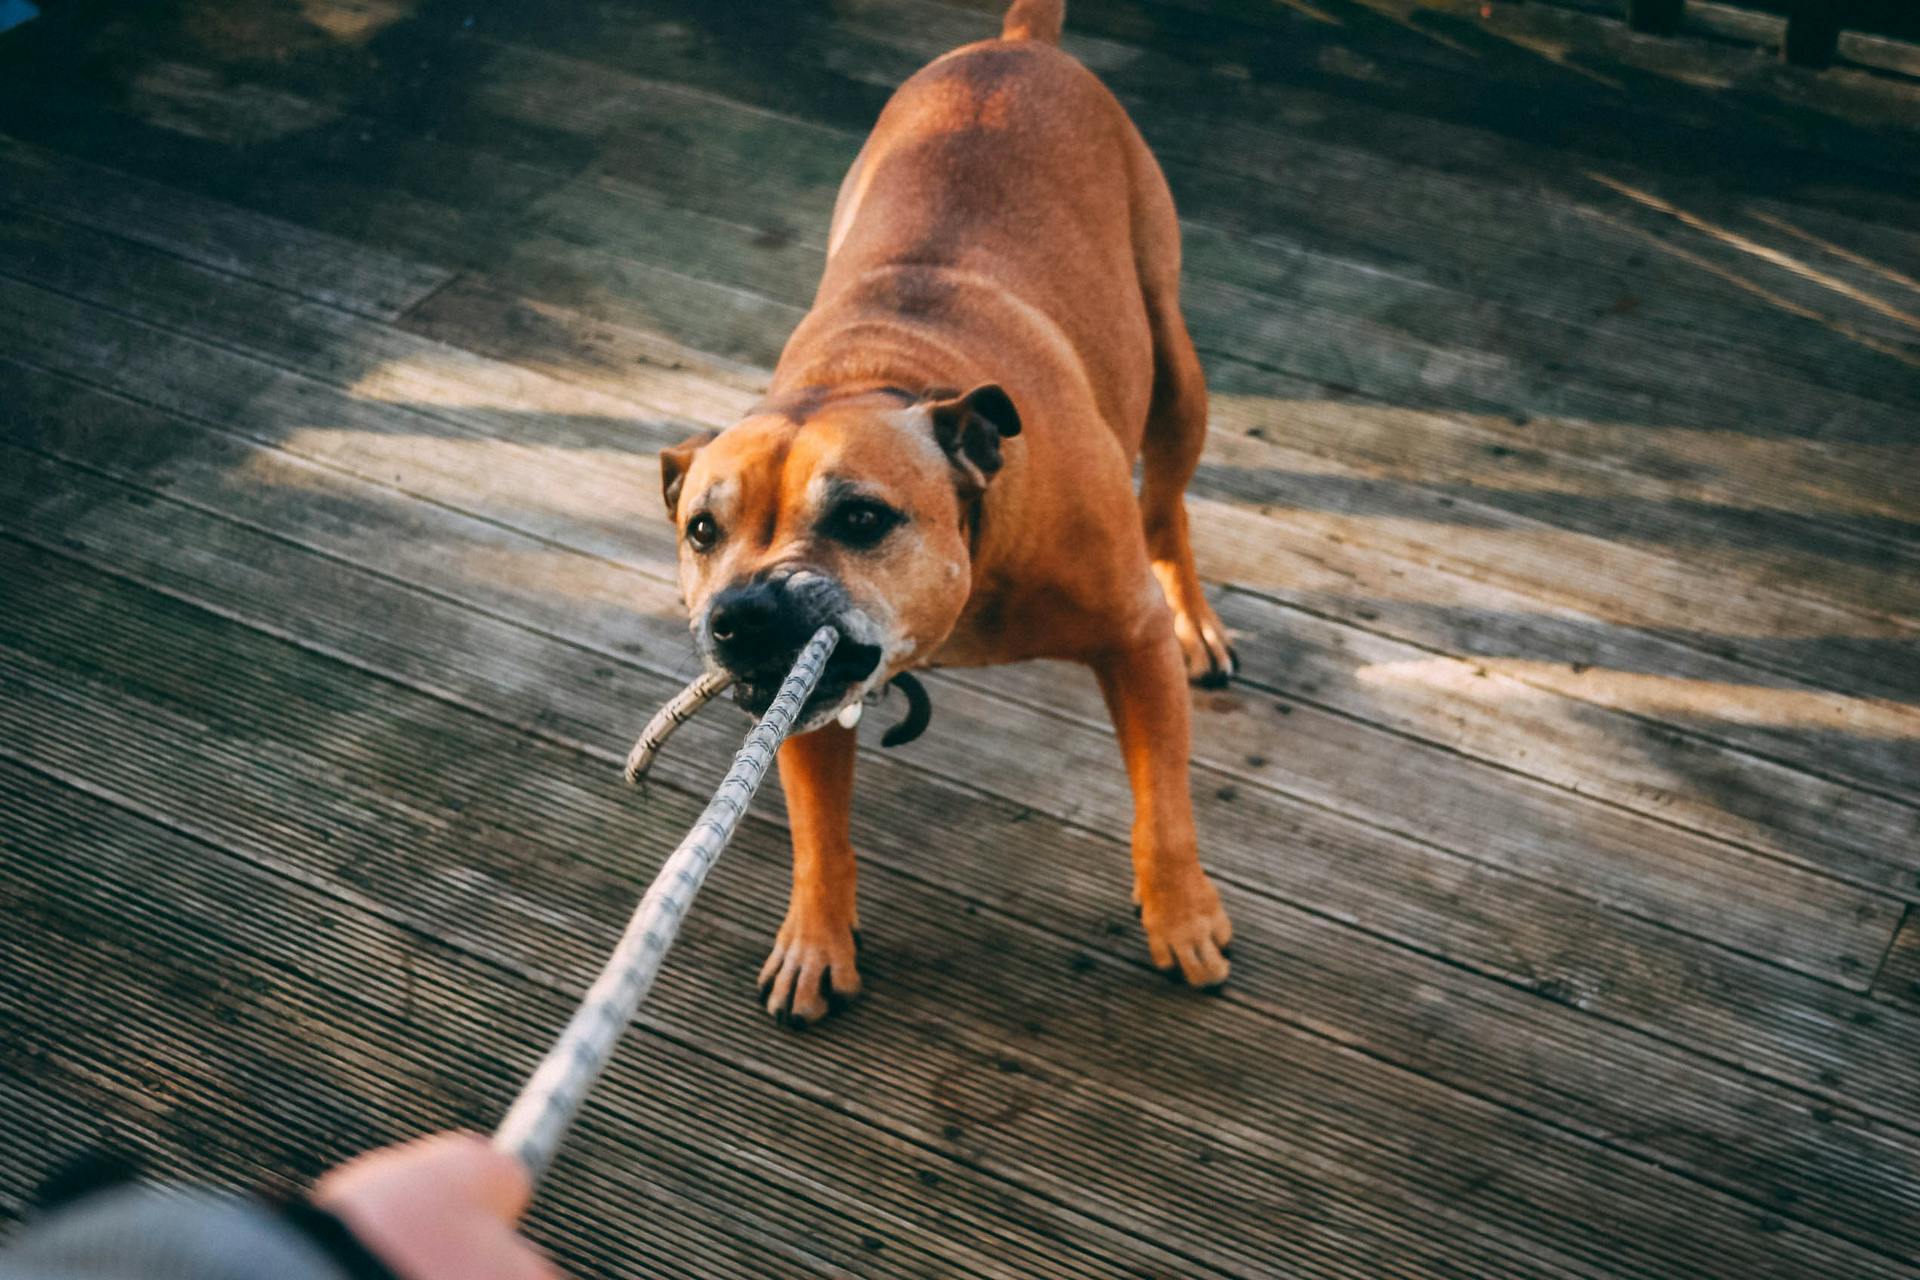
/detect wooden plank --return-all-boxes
[7,183,1917,731]
[0,217,1904,921]
[984,601,1920,902]
[977,0,1920,173]
[462,30,1920,404]
[393,280,1920,802]
[0,773,1204,1280]
[5,434,1918,1262]
[460,103,1920,545]
[394,203,1920,714]
[874,0,1920,261]
[399,277,1920,805]
[0,274,1899,976]
[3,0,1904,982]
[7,175,1912,875]
[0,55,569,274]
[4,545,1915,1278]
[1877,910,1920,1013]
[7,372,1912,1128]
[10,12,1918,426]
[453,188,1920,671]
[11,201,1913,893]
[3,7,1920,1274]
[168,31,1904,610]
[531,162,1920,476]
[1181,362,1920,595]
[1173,379,1920,702]
[7,375,1920,1152]
[472,0,1920,350]
[539,156,1920,591]
[15,5,1920,575]
[0,566,1655,1280]
[0,133,451,320]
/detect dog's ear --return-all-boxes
[659,431,717,519]
[927,384,1021,494]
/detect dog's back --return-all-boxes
[788,3,1172,451]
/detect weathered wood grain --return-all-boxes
[12,386,1920,1259]
[0,771,1220,1280]
[0,191,1904,782]
[443,35,1920,428]
[58,51,1890,668]
[0,134,451,321]
[0,575,1651,1280]
[1878,911,1920,1014]
[400,273,1920,802]
[4,209,1912,899]
[4,546,1915,1277]
[3,384,1912,1129]
[7,15,1918,493]
[4,0,1919,1272]
[436,0,1920,356]
[0,272,1898,974]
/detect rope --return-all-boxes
[493,625,840,1185]
[623,667,734,785]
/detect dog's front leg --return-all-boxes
[1093,625,1234,989]
[761,721,863,1026]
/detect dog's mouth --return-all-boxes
[728,636,885,726]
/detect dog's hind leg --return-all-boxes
[1092,630,1233,988]
[1131,160,1236,686]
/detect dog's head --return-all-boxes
[660,383,1020,732]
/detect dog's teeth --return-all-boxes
[836,702,864,729]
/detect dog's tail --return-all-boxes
[1001,0,1063,44]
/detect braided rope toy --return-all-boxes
[622,664,932,787]
[621,667,735,785]
[494,626,838,1184]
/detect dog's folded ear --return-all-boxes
[659,431,718,518]
[928,384,1021,495]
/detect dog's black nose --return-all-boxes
[708,582,777,645]
[707,581,801,669]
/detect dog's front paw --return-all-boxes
[1139,870,1233,990]
[757,913,863,1028]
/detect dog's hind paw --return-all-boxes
[1178,612,1238,689]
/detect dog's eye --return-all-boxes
[824,499,902,548]
[686,513,721,551]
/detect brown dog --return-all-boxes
[660,0,1234,1025]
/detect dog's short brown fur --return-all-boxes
[661,0,1234,1024]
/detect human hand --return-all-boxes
[313,1132,562,1280]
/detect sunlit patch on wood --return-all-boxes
[245,429,665,524]
[1358,657,1920,738]
[128,61,339,144]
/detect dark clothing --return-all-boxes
[1,1186,395,1280]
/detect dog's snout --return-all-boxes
[706,579,817,674]
[708,582,779,646]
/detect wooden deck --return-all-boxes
[3,1,1918,1275]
